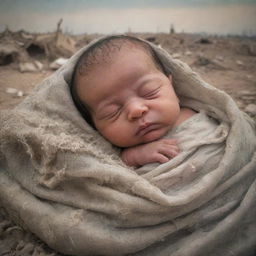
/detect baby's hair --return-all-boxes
[70,35,167,128]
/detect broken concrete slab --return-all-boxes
[49,57,68,70]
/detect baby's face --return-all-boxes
[77,47,180,147]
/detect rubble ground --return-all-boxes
[0,32,255,255]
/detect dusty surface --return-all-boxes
[0,32,255,255]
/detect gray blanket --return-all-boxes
[0,36,256,256]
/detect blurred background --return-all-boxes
[1,0,256,36]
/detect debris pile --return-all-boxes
[0,21,76,71]
[0,29,30,66]
[193,55,227,70]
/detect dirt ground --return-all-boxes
[0,33,256,255]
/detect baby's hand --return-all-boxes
[121,139,179,167]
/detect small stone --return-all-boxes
[245,104,256,115]
[236,60,244,66]
[17,90,24,97]
[6,87,18,94]
[19,62,38,72]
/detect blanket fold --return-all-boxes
[0,36,255,256]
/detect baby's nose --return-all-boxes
[127,101,148,121]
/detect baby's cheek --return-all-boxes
[100,124,122,144]
[97,120,138,147]
[94,121,110,138]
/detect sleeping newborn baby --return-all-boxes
[70,35,221,168]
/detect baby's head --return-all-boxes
[71,35,181,147]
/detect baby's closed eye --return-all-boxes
[139,83,161,99]
[142,87,160,99]
[98,105,122,120]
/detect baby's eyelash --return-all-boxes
[143,87,160,98]
[104,107,122,120]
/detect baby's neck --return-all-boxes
[173,107,197,129]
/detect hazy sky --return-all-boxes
[1,0,256,35]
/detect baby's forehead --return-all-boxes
[77,40,153,76]
[78,48,155,87]
[103,45,155,69]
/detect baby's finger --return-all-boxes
[169,144,180,153]
[161,143,180,153]
[162,138,179,146]
[154,153,170,164]
[159,146,179,158]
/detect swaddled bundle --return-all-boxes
[0,36,256,256]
